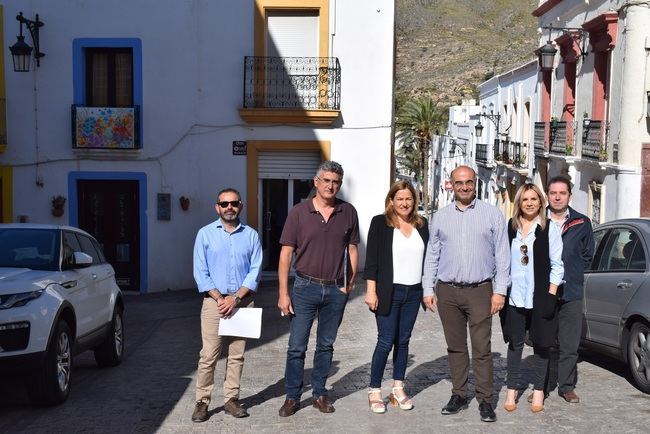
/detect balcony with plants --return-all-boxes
[549,119,577,157]
[581,119,609,162]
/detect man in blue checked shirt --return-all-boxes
[191,187,262,423]
[422,165,510,423]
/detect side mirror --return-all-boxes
[72,251,93,268]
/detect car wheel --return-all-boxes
[93,306,124,367]
[627,322,650,394]
[28,320,73,406]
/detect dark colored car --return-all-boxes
[581,218,650,393]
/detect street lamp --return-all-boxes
[538,39,557,72]
[475,113,501,138]
[9,12,45,72]
[538,25,588,72]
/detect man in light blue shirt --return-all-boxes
[191,187,262,423]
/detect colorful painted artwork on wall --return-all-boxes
[73,106,138,149]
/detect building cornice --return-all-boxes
[532,0,563,18]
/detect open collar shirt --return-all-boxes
[509,218,564,308]
[423,197,511,297]
[193,218,262,294]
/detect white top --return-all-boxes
[392,228,425,285]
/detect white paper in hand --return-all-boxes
[218,307,263,339]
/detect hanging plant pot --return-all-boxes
[51,195,67,217]
[180,196,190,211]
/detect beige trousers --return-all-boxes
[195,296,253,404]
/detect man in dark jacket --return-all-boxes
[546,176,594,403]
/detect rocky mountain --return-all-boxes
[395,0,540,107]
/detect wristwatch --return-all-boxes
[233,295,242,305]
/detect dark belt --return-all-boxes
[439,279,491,289]
[295,271,344,287]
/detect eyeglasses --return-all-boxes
[316,176,342,187]
[520,244,529,266]
[453,180,475,188]
[217,200,241,208]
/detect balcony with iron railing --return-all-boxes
[72,105,140,149]
[494,140,528,171]
[582,120,608,162]
[534,122,548,156]
[476,142,491,165]
[493,139,502,163]
[549,120,577,157]
[239,56,341,125]
[512,141,528,169]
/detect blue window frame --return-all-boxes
[72,38,143,146]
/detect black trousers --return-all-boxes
[505,305,550,391]
[546,299,582,394]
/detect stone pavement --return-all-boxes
[1,281,648,433]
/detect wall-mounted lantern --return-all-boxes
[8,12,45,72]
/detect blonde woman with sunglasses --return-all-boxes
[500,183,563,413]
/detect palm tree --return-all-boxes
[395,97,447,210]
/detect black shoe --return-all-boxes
[191,401,208,423]
[441,395,469,415]
[479,402,497,422]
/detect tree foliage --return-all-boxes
[395,97,447,210]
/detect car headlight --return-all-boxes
[0,290,44,310]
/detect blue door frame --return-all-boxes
[68,171,148,294]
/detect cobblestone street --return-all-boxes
[1,282,648,433]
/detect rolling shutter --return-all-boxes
[266,11,319,58]
[258,150,321,179]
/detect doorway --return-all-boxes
[260,178,313,270]
[77,179,140,291]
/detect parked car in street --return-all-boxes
[581,218,650,393]
[0,224,124,405]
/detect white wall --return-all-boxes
[1,0,395,291]
[537,0,650,221]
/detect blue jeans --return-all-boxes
[285,276,349,400]
[370,284,422,388]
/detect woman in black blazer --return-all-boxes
[364,180,429,414]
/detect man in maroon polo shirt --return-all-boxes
[277,160,360,417]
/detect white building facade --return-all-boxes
[533,0,650,224]
[0,0,395,292]
[476,60,540,218]
[435,100,481,209]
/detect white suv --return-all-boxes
[0,224,124,406]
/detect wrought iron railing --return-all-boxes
[501,140,513,164]
[549,120,577,156]
[243,56,341,110]
[582,119,608,161]
[513,142,528,169]
[72,105,140,149]
[494,139,502,162]
[534,122,547,155]
[476,143,489,164]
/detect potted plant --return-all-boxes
[51,195,66,217]
[599,146,608,162]
[179,196,190,211]
[565,143,574,156]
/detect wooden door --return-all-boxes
[77,180,139,291]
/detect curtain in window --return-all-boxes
[91,52,109,106]
[115,53,132,107]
